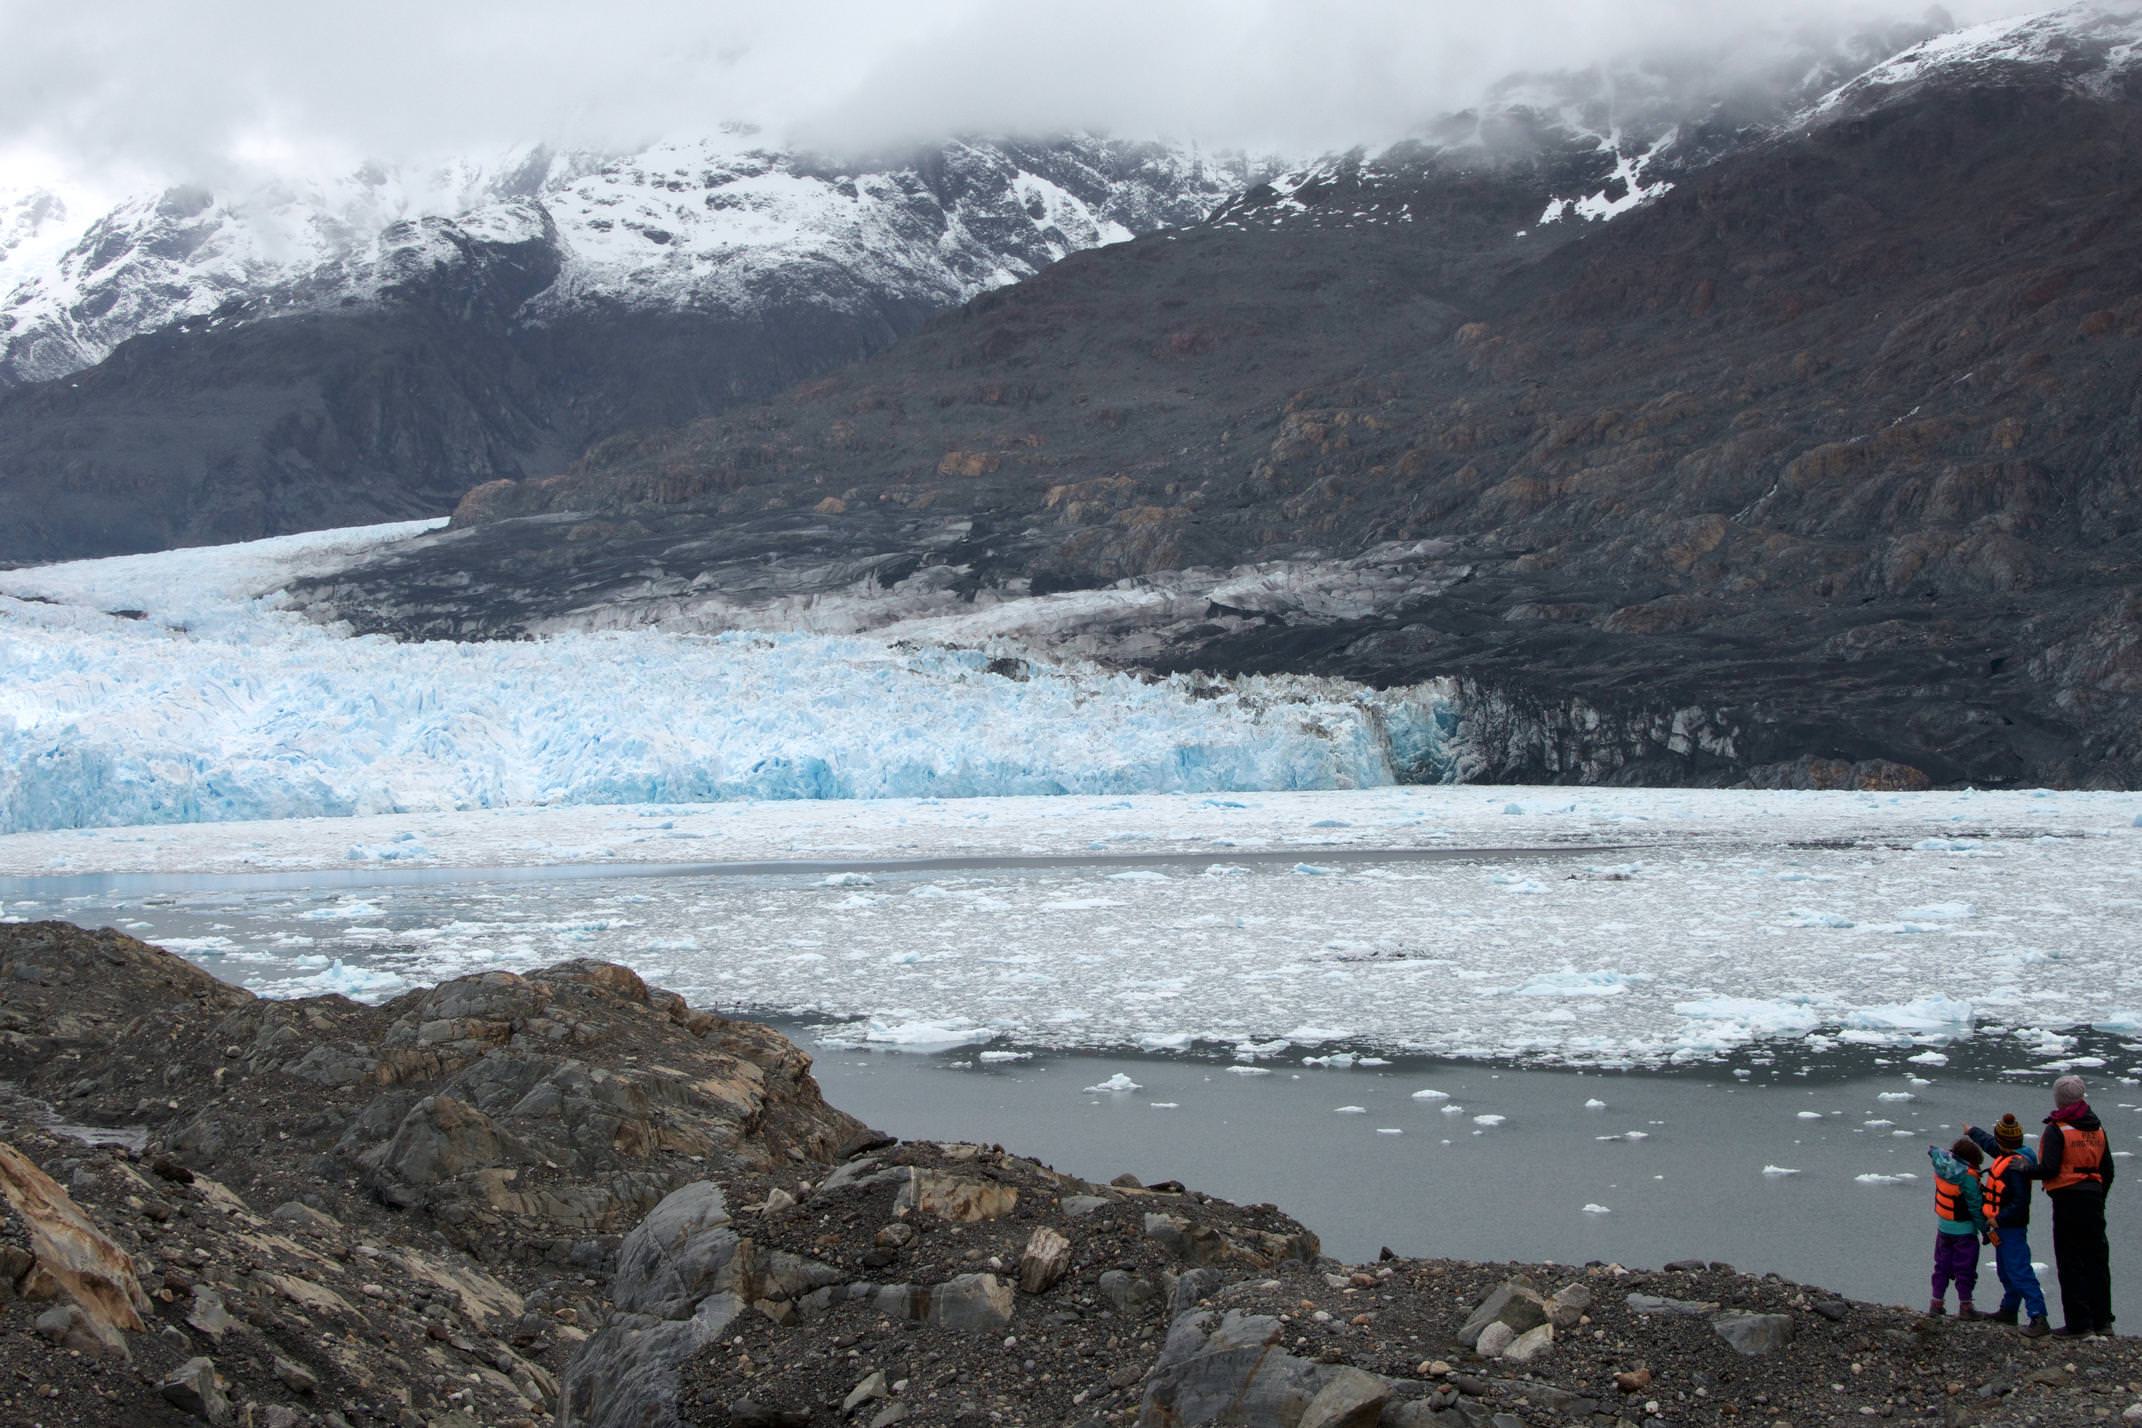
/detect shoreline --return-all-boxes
[0,920,2134,1428]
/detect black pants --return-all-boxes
[2049,1188,2113,1332]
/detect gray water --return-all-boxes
[795,1038,2138,1319]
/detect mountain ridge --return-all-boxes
[300,4,2142,788]
[0,136,1253,561]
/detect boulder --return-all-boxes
[0,1139,148,1352]
[1099,1268,1160,1316]
[842,1371,888,1413]
[37,1304,121,1357]
[1456,1280,1550,1348]
[1711,1311,1794,1357]
[1169,1265,1226,1315]
[1137,1310,1327,1427]
[1298,1366,1391,1428]
[894,1168,1019,1222]
[927,1273,1015,1330]
[1502,1323,1553,1364]
[160,1356,231,1424]
[186,1286,232,1341]
[1018,1225,1072,1294]
[817,1156,905,1196]
[1625,1293,1719,1317]
[1549,1280,1593,1328]
[1143,1211,1236,1267]
[1475,1321,1517,1359]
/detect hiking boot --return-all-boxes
[2054,1324,2090,1338]
[1956,1303,1984,1322]
[2022,1316,2051,1338]
[1986,1307,2018,1326]
[1926,1299,1947,1317]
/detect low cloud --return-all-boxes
[0,0,2028,187]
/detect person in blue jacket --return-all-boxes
[1967,1114,2051,1336]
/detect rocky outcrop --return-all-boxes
[0,920,864,1427]
[0,922,862,1269]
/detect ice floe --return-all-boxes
[1084,1074,1141,1094]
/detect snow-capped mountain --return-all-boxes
[1209,5,2142,238]
[1215,10,1961,233]
[0,134,1251,388]
[1808,2,2142,118]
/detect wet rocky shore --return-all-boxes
[1,920,2136,1427]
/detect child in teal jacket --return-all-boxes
[1928,1136,1991,1318]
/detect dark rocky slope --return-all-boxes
[310,45,2142,788]
[4,921,2139,1428]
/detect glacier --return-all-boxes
[0,522,1453,836]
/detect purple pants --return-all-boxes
[1932,1231,1980,1302]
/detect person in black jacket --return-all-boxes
[2034,1075,2116,1338]
[1966,1114,2050,1335]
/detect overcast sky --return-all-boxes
[0,0,2037,192]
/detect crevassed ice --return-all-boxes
[0,523,1454,835]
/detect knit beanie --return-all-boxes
[2053,1075,2087,1107]
[1994,1114,2025,1149]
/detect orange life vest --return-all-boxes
[1983,1153,2020,1221]
[1934,1165,1981,1224]
[2043,1125,2108,1193]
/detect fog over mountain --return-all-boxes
[3,0,2019,189]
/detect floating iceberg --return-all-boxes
[1514,969,1635,998]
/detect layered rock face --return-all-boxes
[315,14,2142,787]
[0,138,1244,563]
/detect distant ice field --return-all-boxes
[5,784,2138,1072]
[0,522,1445,837]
